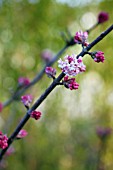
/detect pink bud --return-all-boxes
[31,111,41,120]
[94,51,105,63]
[63,76,79,90]
[16,129,28,139]
[45,67,56,78]
[98,12,109,24]
[21,94,33,108]
[0,132,8,149]
[74,31,88,46]
[18,77,30,86]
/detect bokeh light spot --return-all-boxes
[80,12,97,29]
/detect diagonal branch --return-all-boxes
[0,24,112,161]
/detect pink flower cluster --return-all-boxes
[74,31,88,46]
[63,76,79,90]
[21,94,33,108]
[98,12,109,24]
[94,51,105,63]
[31,111,41,120]
[58,54,86,76]
[18,77,30,86]
[0,103,3,112]
[16,129,28,139]
[0,132,8,149]
[96,127,112,139]
[45,67,56,78]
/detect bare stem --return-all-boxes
[86,23,99,33]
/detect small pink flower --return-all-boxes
[45,67,56,78]
[0,132,8,149]
[74,31,88,46]
[18,77,30,86]
[41,49,53,63]
[0,102,3,112]
[58,54,86,76]
[94,51,105,63]
[98,12,109,24]
[21,94,33,108]
[96,127,112,139]
[63,76,79,90]
[31,111,41,120]
[16,129,28,139]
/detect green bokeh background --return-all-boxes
[0,0,113,169]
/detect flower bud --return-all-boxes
[0,132,8,149]
[98,12,109,24]
[31,111,41,120]
[63,76,79,90]
[74,31,88,46]
[21,94,33,109]
[92,51,105,63]
[16,129,28,139]
[18,77,30,86]
[45,67,56,78]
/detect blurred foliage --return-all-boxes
[0,0,113,169]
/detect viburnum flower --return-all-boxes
[98,12,109,24]
[92,51,105,63]
[41,49,53,63]
[16,129,28,139]
[0,102,3,112]
[31,111,41,120]
[96,127,112,139]
[74,31,88,46]
[21,94,33,108]
[45,67,56,78]
[18,77,30,86]
[0,132,8,149]
[63,76,79,90]
[58,54,86,76]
